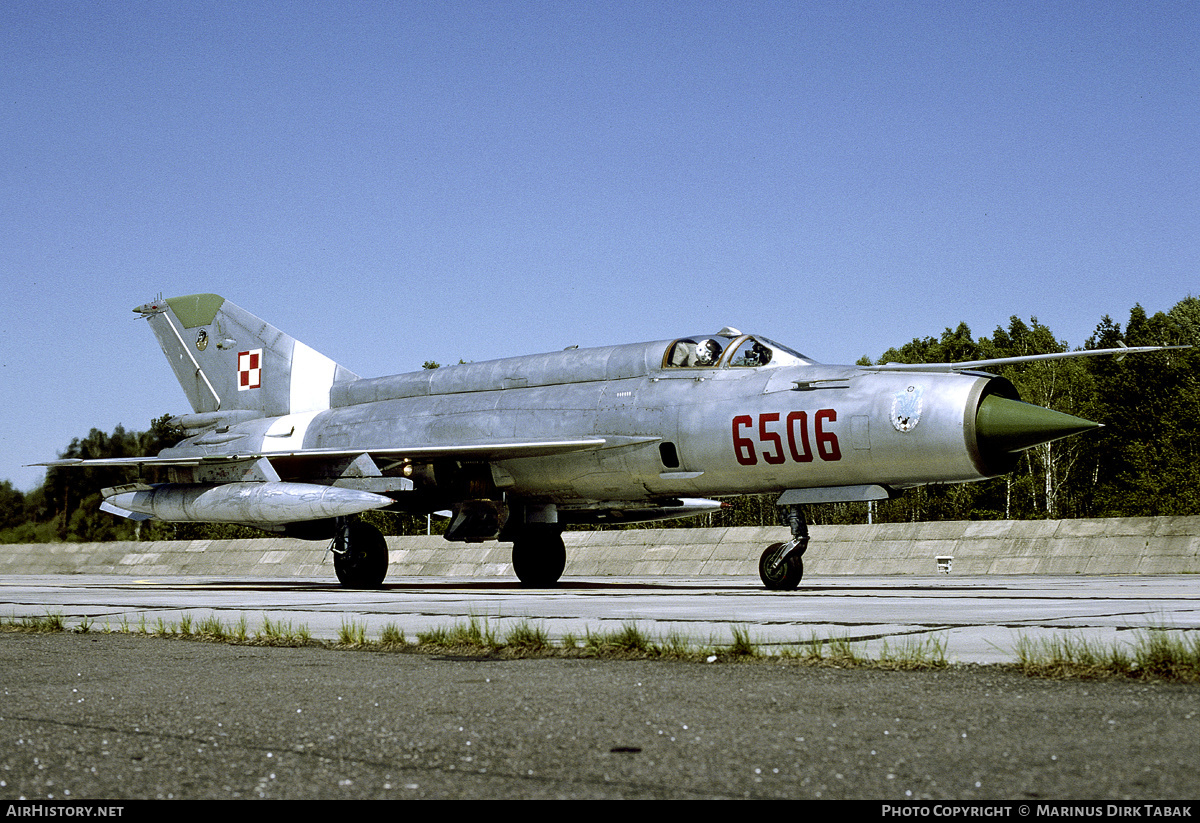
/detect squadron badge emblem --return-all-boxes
[891,385,923,432]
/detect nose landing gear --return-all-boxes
[758,505,809,590]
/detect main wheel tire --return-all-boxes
[511,531,566,587]
[758,542,803,591]
[333,521,389,588]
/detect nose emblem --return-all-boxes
[891,385,923,432]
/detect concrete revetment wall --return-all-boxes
[1,517,1198,578]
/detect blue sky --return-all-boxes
[2,1,1196,491]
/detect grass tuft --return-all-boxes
[379,623,407,646]
[875,634,949,670]
[1,612,67,633]
[660,630,703,659]
[1133,629,1200,680]
[1015,629,1200,681]
[338,619,368,647]
[197,615,227,640]
[504,620,551,653]
[726,625,759,658]
[417,616,498,652]
[256,613,311,646]
[584,622,656,656]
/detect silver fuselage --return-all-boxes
[160,337,1005,512]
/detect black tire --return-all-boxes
[759,542,803,591]
[511,530,566,587]
[333,521,389,588]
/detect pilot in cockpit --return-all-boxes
[747,341,772,366]
[725,338,773,367]
[666,337,726,367]
[694,339,722,366]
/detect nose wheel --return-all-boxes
[759,504,809,590]
[759,542,804,590]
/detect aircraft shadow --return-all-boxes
[145,578,1012,594]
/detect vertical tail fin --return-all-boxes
[135,294,358,418]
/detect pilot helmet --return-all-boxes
[696,339,720,365]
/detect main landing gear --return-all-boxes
[758,505,810,591]
[442,496,568,587]
[332,519,389,588]
[510,525,566,587]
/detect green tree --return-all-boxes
[988,317,1096,518]
[36,417,185,541]
[1082,300,1200,516]
[0,481,27,532]
[862,304,1198,523]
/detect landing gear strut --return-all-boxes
[759,505,809,590]
[332,519,389,588]
[511,526,566,587]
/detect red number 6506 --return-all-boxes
[732,410,841,466]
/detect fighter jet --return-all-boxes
[41,293,1183,589]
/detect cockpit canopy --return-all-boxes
[662,332,810,369]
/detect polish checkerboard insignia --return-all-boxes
[238,349,262,391]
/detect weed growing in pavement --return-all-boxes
[1015,628,1200,682]
[337,618,368,647]
[3,610,1197,680]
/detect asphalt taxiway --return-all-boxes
[2,574,1197,664]
[2,575,1198,800]
[2,631,1198,800]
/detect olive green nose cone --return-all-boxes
[976,395,1101,453]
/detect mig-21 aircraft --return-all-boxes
[41,294,1183,589]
